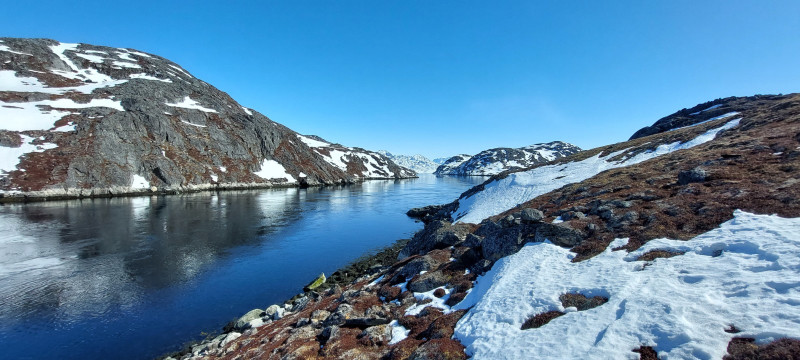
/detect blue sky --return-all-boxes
[2,1,799,158]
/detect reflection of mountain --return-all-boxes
[0,190,305,324]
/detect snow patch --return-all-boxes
[0,98,124,131]
[689,104,722,115]
[166,96,218,113]
[0,135,58,175]
[129,73,172,82]
[241,106,253,116]
[298,135,330,148]
[181,120,207,128]
[388,320,410,345]
[254,159,296,182]
[454,210,800,359]
[130,174,149,189]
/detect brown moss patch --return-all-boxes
[559,293,608,311]
[724,337,800,360]
[521,311,566,330]
[636,249,686,261]
[633,346,659,360]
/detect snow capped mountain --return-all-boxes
[0,38,414,200]
[376,151,440,173]
[434,141,582,176]
[434,154,471,175]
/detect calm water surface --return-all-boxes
[0,174,487,360]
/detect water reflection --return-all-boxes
[0,190,308,324]
[0,175,488,360]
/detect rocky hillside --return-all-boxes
[434,141,582,176]
[0,38,415,201]
[174,94,800,359]
[376,151,440,174]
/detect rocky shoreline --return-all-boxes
[0,175,417,203]
[160,239,411,360]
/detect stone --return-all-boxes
[233,308,264,331]
[678,167,709,185]
[344,317,391,328]
[398,220,472,259]
[323,304,354,327]
[303,273,326,291]
[264,304,281,319]
[292,296,310,312]
[391,255,440,283]
[407,271,450,293]
[359,324,392,347]
[462,233,484,248]
[320,325,340,344]
[534,223,584,247]
[520,208,544,222]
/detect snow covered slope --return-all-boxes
[299,137,416,179]
[376,151,439,174]
[434,141,582,176]
[454,210,800,359]
[454,118,740,224]
[0,38,414,200]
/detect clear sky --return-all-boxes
[2,1,799,159]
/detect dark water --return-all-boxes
[0,174,486,360]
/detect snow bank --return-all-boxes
[254,159,296,183]
[165,96,218,113]
[454,211,800,359]
[454,118,741,224]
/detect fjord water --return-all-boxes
[0,174,486,360]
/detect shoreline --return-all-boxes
[0,176,418,204]
[160,238,411,360]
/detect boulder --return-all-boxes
[303,273,326,291]
[407,271,450,293]
[391,255,440,283]
[359,324,393,347]
[520,208,544,222]
[398,220,472,258]
[323,304,354,327]
[678,167,708,185]
[534,223,584,247]
[233,308,264,331]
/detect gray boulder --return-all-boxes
[233,308,264,331]
[534,223,584,247]
[678,167,708,185]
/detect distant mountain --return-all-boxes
[0,38,414,200]
[376,151,440,173]
[433,154,472,175]
[434,141,582,176]
[432,157,449,165]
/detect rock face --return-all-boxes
[0,38,415,200]
[376,151,441,174]
[434,141,582,176]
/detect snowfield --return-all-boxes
[454,210,800,359]
[454,118,741,224]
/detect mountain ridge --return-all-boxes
[434,141,582,176]
[0,38,415,201]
